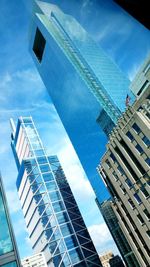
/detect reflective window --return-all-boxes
[49,191,61,202]
[37,156,48,165]
[132,123,141,134]
[52,201,65,213]
[40,164,50,173]
[56,212,69,224]
[0,189,13,256]
[65,235,78,250]
[126,131,134,141]
[23,118,32,123]
[142,136,150,147]
[134,193,142,204]
[60,223,73,237]
[69,248,83,264]
[43,173,54,182]
[117,165,124,175]
[110,153,116,162]
[135,144,144,154]
[145,158,150,166]
[34,150,45,157]
[125,178,133,188]
[46,181,57,192]
[1,262,17,267]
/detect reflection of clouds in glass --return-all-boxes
[0,236,13,255]
[65,17,87,42]
[0,190,13,256]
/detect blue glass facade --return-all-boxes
[11,117,102,267]
[29,1,134,202]
[0,176,20,267]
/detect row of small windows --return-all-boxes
[127,124,150,147]
[108,154,149,199]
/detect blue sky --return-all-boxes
[0,0,150,260]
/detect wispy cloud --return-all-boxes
[88,223,118,255]
[6,189,21,213]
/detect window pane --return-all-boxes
[126,131,134,141]
[49,191,61,202]
[40,164,50,173]
[56,212,69,224]
[132,123,141,133]
[43,173,54,182]
[0,190,13,256]
[46,181,57,192]
[1,262,17,267]
[142,136,150,146]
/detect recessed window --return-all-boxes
[146,230,150,238]
[128,198,135,209]
[135,144,144,154]
[137,214,144,224]
[110,153,116,162]
[143,209,150,220]
[126,131,134,141]
[140,185,149,198]
[33,28,46,63]
[145,158,150,166]
[120,185,126,194]
[117,165,124,175]
[132,123,141,134]
[142,136,150,147]
[125,178,133,188]
[134,193,142,204]
[105,159,111,168]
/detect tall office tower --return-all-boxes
[21,252,47,267]
[11,116,102,267]
[97,87,150,267]
[109,255,125,267]
[0,175,21,267]
[97,199,140,267]
[130,54,150,98]
[29,1,133,201]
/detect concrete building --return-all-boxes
[99,251,125,267]
[130,54,150,98]
[98,86,150,266]
[99,251,113,267]
[21,253,47,267]
[28,0,134,204]
[11,117,102,267]
[109,255,125,267]
[97,199,140,267]
[0,175,21,267]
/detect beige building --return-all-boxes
[130,54,150,97]
[98,86,150,267]
[99,251,113,267]
[21,253,47,267]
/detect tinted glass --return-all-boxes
[0,189,13,256]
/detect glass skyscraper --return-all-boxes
[29,1,134,203]
[10,116,102,267]
[0,175,20,267]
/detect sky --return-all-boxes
[0,0,150,261]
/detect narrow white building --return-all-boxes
[21,253,47,267]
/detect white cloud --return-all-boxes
[57,140,95,201]
[6,189,21,213]
[127,63,140,81]
[88,223,117,254]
